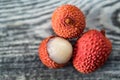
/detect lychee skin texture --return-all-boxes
[38,36,73,68]
[52,4,85,38]
[73,30,112,74]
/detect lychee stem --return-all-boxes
[65,18,73,25]
[65,18,70,24]
[100,30,105,36]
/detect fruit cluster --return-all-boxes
[38,4,112,74]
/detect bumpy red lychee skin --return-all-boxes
[38,36,65,68]
[73,30,112,74]
[52,4,85,38]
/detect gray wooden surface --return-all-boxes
[0,0,120,80]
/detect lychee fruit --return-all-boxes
[52,4,85,38]
[38,36,73,68]
[73,29,112,74]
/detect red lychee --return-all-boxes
[38,36,73,68]
[52,4,85,38]
[73,29,112,74]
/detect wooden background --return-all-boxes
[0,0,120,80]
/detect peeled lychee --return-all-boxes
[52,4,85,38]
[73,29,112,74]
[38,36,73,68]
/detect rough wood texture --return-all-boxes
[0,0,120,80]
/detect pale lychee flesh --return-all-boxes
[47,37,73,64]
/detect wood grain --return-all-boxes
[0,0,120,80]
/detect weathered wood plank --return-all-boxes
[0,0,120,80]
